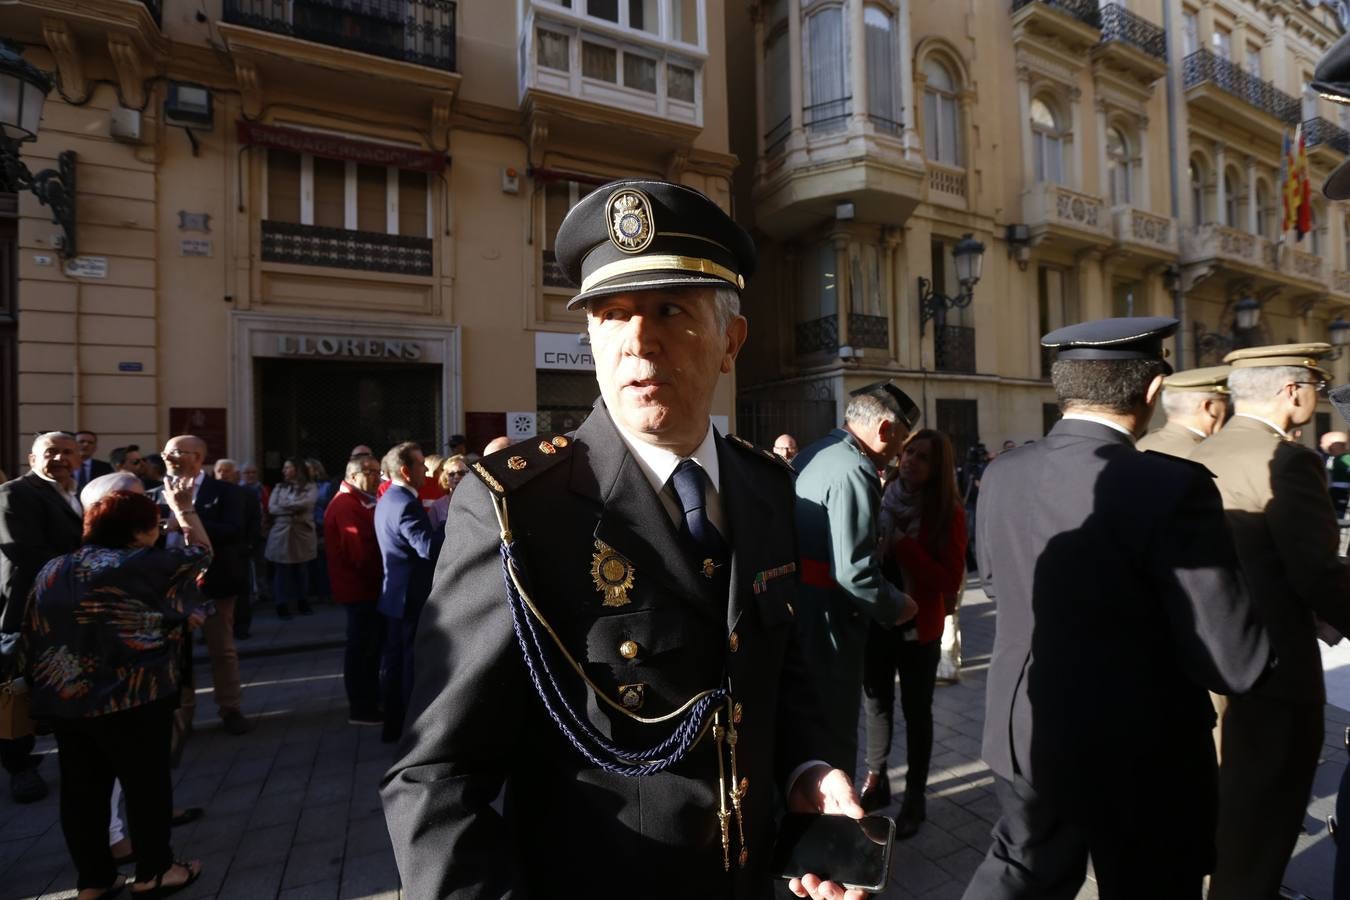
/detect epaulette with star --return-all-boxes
[726,434,795,475]
[471,435,574,495]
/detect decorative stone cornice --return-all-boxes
[41,18,84,100]
[107,33,147,109]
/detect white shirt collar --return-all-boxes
[1179,423,1207,440]
[1234,412,1289,439]
[33,471,82,514]
[1061,412,1136,442]
[612,417,721,498]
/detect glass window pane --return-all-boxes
[538,30,570,71]
[923,91,939,159]
[806,7,847,133]
[940,96,960,165]
[267,150,301,224]
[583,42,617,82]
[1030,98,1056,130]
[356,164,385,233]
[313,156,345,229]
[588,0,618,22]
[623,53,657,93]
[818,241,837,317]
[629,0,657,33]
[865,7,895,126]
[1048,136,1062,185]
[399,170,427,238]
[765,30,790,130]
[669,64,695,103]
[675,0,699,43]
[923,58,953,92]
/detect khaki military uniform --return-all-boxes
[1136,421,1204,458]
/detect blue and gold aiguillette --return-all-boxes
[607,189,655,253]
[591,540,635,607]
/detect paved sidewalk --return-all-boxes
[2,591,1344,898]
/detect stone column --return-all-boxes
[1246,155,1258,234]
[1095,94,1110,201]
[1214,141,1227,226]
[1018,66,1034,186]
[897,0,920,160]
[832,228,852,349]
[850,0,869,130]
[1077,250,1106,320]
[753,5,767,158]
[1137,114,1150,210]
[1069,87,1084,191]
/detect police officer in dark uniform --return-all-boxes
[381,181,865,900]
[963,317,1270,900]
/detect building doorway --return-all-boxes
[254,358,442,483]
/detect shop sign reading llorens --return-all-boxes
[275,334,424,361]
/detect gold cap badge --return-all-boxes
[591,540,635,607]
[607,189,655,254]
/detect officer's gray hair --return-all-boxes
[31,431,74,456]
[844,392,899,430]
[1160,389,1225,419]
[1226,365,1308,404]
[713,287,741,333]
[344,457,369,479]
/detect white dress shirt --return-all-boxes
[1061,412,1136,442]
[34,471,81,516]
[611,417,726,534]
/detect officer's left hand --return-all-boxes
[785,765,870,900]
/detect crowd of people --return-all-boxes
[3,175,1349,900]
[0,427,487,898]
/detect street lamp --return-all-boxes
[1194,295,1262,360]
[1328,316,1350,361]
[0,43,76,257]
[917,233,986,337]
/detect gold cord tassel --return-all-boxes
[713,714,731,871]
[726,699,748,868]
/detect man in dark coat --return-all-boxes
[0,431,83,802]
[152,435,250,735]
[73,430,113,492]
[963,318,1270,900]
[381,180,858,900]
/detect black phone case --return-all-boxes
[771,813,896,892]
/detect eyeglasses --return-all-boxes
[1291,380,1330,396]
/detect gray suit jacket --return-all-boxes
[1191,414,1350,705]
[380,403,827,899]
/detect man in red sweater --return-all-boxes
[325,454,385,724]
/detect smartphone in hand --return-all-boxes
[771,813,895,892]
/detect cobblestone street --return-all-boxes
[0,587,1344,899]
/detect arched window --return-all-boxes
[1031,97,1065,185]
[1257,180,1276,240]
[864,6,898,134]
[1189,157,1206,225]
[1106,126,1131,206]
[805,4,848,133]
[922,57,962,165]
[1223,168,1240,227]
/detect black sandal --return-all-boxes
[131,860,201,899]
[80,873,127,900]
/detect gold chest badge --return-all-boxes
[591,540,636,607]
[607,189,655,253]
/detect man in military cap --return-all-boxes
[1136,365,1231,457]
[1190,343,1350,900]
[382,181,864,900]
[792,383,919,793]
[963,317,1269,899]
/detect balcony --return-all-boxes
[1111,207,1177,261]
[219,0,459,122]
[1179,222,1328,294]
[1182,222,1267,272]
[1266,243,1326,288]
[935,324,976,374]
[1022,183,1110,250]
[1092,3,1166,85]
[1010,0,1102,52]
[1305,117,1350,165]
[796,315,839,355]
[223,0,456,70]
[926,163,968,210]
[261,221,433,277]
[1184,49,1299,136]
[1333,269,1350,300]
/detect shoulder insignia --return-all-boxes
[471,435,573,495]
[1140,449,1216,479]
[727,433,795,473]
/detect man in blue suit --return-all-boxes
[375,441,443,743]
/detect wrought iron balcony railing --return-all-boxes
[795,314,839,355]
[223,0,457,72]
[141,0,163,26]
[1305,117,1350,155]
[1183,48,1300,125]
[262,221,434,276]
[935,324,976,374]
[1010,0,1100,30]
[764,115,790,157]
[804,97,852,133]
[1098,3,1165,60]
[848,314,889,349]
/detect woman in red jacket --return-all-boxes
[859,429,968,839]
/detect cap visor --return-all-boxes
[565,272,736,310]
[1326,158,1350,201]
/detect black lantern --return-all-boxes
[0,43,76,257]
[1233,296,1261,331]
[918,233,987,337]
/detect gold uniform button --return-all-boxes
[618,640,639,660]
[733,702,743,724]
[728,631,740,653]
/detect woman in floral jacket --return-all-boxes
[25,481,211,899]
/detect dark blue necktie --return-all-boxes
[670,459,730,574]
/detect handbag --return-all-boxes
[0,677,34,740]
